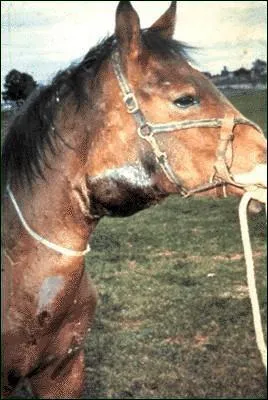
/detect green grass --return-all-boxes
[83,91,267,399]
[229,89,267,135]
[84,198,266,399]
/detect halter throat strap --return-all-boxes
[7,185,90,257]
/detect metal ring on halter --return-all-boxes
[137,124,154,139]
[157,153,168,165]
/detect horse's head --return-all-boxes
[86,1,266,217]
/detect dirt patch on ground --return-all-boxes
[119,319,143,331]
[213,251,263,261]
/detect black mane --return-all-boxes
[2,31,191,187]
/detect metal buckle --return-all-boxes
[157,153,168,165]
[123,93,139,114]
[137,124,153,139]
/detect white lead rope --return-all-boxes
[7,185,90,257]
[239,189,267,373]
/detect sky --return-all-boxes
[1,1,267,90]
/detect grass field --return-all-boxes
[82,90,267,399]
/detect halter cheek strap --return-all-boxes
[213,114,235,184]
[7,185,90,257]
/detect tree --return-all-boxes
[252,59,267,76]
[2,69,37,106]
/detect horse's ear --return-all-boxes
[115,1,141,60]
[150,1,177,39]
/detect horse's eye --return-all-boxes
[173,95,199,108]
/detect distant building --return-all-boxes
[202,59,266,91]
[221,66,234,79]
[221,66,229,76]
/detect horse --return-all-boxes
[1,1,266,398]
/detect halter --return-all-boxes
[111,50,263,197]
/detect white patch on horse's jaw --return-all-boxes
[91,163,153,188]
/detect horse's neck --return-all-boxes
[3,108,100,261]
[4,172,97,260]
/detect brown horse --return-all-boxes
[2,1,266,398]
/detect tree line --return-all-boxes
[2,69,37,107]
